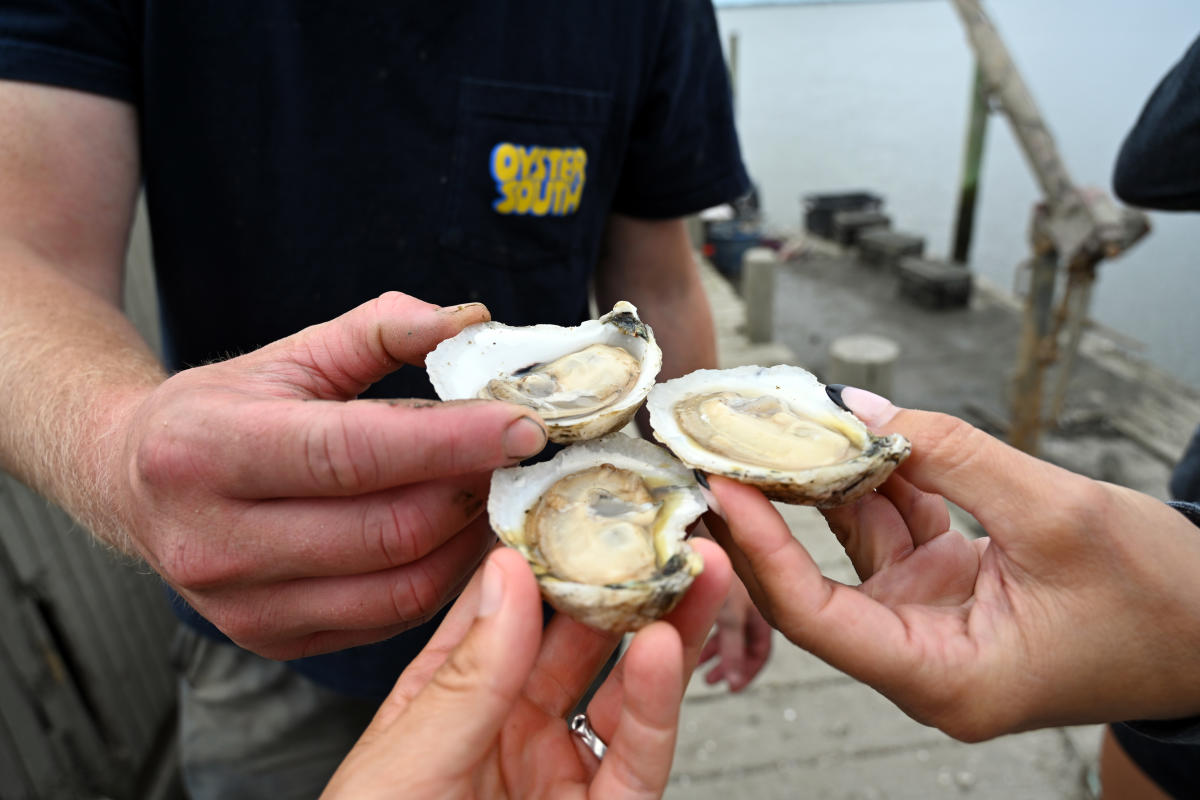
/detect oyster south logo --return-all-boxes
[490,142,587,216]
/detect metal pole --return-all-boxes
[951,62,989,264]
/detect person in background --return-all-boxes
[0,2,768,796]
[1103,29,1200,800]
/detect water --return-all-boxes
[715,0,1200,389]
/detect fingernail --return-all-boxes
[438,302,489,317]
[699,482,726,520]
[504,416,548,460]
[825,384,849,411]
[839,387,900,426]
[692,469,711,489]
[477,559,504,618]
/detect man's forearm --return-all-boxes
[594,215,718,438]
[0,82,154,549]
[625,274,718,381]
[0,245,165,549]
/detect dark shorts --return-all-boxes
[1111,722,1200,799]
[1170,424,1200,503]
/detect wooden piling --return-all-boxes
[828,334,900,399]
[740,247,776,344]
[952,62,989,265]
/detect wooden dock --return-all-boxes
[670,240,1199,800]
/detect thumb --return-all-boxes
[379,548,543,770]
[251,291,491,399]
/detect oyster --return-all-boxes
[647,365,910,506]
[427,302,661,443]
[488,433,705,632]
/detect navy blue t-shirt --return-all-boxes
[1113,32,1200,211]
[0,1,749,697]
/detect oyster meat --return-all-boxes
[647,365,910,506]
[488,433,705,632]
[427,302,661,443]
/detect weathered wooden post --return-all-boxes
[951,62,990,265]
[951,0,1149,453]
[1008,250,1058,455]
[740,247,776,344]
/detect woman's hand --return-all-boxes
[705,388,1200,741]
[323,539,733,799]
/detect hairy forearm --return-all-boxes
[0,243,165,550]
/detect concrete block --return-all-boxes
[859,228,926,270]
[803,191,884,239]
[897,256,973,309]
[832,210,891,246]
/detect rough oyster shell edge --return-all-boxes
[426,301,663,444]
[487,433,705,633]
[647,364,911,507]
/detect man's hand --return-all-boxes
[0,87,547,658]
[705,388,1200,741]
[698,576,772,692]
[322,539,733,800]
[110,292,548,659]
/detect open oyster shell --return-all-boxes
[427,302,662,444]
[488,433,705,633]
[647,365,910,507]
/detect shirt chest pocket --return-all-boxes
[440,79,614,270]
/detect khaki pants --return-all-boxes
[171,626,379,800]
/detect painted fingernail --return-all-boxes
[692,469,711,489]
[840,387,900,426]
[825,384,849,411]
[504,416,548,460]
[477,559,504,618]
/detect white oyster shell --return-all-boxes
[488,433,705,633]
[647,365,910,507]
[427,302,662,443]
